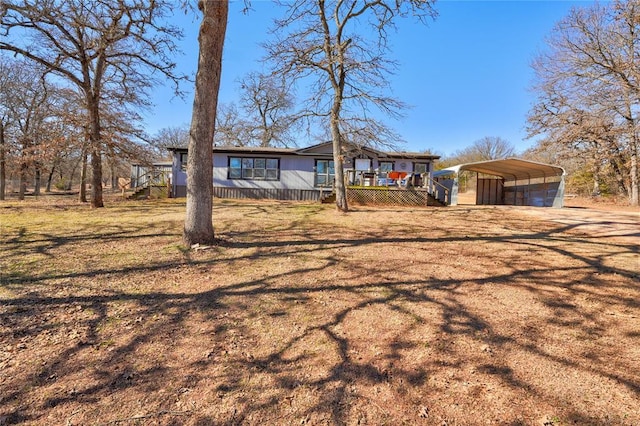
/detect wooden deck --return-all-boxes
[211,186,446,206]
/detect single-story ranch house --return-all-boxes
[168,142,441,203]
[130,142,566,207]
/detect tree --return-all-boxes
[238,72,299,147]
[468,136,516,161]
[0,59,56,199]
[438,136,516,168]
[1,0,186,207]
[183,0,228,247]
[214,102,249,147]
[213,73,299,148]
[0,55,15,200]
[266,0,437,212]
[527,0,639,205]
[151,125,190,159]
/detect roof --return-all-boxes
[383,151,440,160]
[433,158,565,181]
[169,141,440,160]
[168,145,297,154]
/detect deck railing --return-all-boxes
[423,176,451,206]
[130,169,171,198]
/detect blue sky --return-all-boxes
[147,0,594,157]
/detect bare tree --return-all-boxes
[0,60,56,199]
[1,0,186,207]
[238,72,299,147]
[266,0,437,212]
[462,136,516,162]
[527,0,639,205]
[183,0,228,247]
[0,55,14,200]
[152,125,190,158]
[213,73,299,148]
[214,102,248,147]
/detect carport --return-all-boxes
[432,158,566,208]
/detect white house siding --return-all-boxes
[212,154,317,190]
[171,155,187,197]
[173,156,187,187]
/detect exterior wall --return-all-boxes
[172,154,187,198]
[504,180,564,207]
[377,159,432,174]
[213,187,322,201]
[212,153,317,190]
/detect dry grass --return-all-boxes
[1,195,639,425]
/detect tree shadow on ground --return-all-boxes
[1,203,638,425]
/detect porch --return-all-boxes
[211,173,450,207]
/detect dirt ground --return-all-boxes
[0,196,638,425]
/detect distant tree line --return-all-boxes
[0,0,187,206]
[436,0,638,205]
[526,0,639,205]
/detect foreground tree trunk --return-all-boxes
[90,147,103,208]
[183,0,228,247]
[330,103,348,212]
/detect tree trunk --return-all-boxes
[0,121,5,201]
[67,155,82,191]
[630,136,638,206]
[331,111,348,212]
[18,160,26,200]
[87,92,104,207]
[621,92,639,206]
[45,163,56,192]
[183,0,228,247]
[112,167,118,190]
[79,148,88,203]
[108,147,118,190]
[90,146,103,207]
[33,164,41,196]
[329,63,348,212]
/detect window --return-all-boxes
[379,161,394,175]
[315,159,335,187]
[414,163,429,174]
[355,158,371,171]
[228,157,279,180]
[180,153,188,172]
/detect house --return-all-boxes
[168,142,441,203]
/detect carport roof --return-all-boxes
[433,158,565,181]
